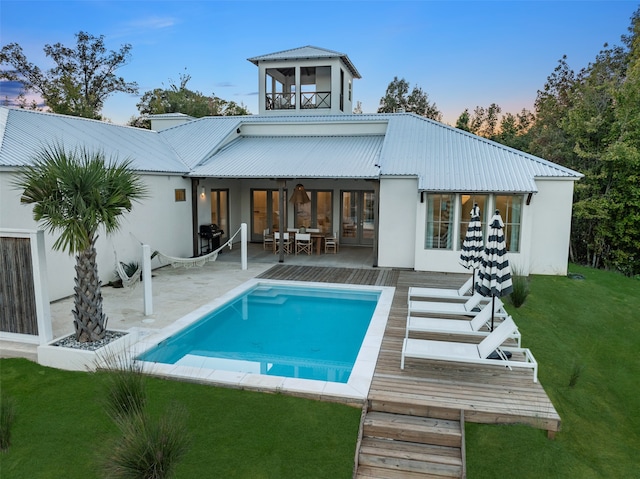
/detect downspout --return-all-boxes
[191,177,200,256]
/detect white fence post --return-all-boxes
[142,244,153,316]
[241,223,248,270]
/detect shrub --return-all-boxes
[99,354,147,422]
[509,266,529,308]
[0,394,16,451]
[103,406,190,479]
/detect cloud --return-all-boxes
[214,82,235,88]
[0,80,45,108]
[109,16,178,40]
[127,16,176,30]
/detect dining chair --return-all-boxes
[274,232,291,254]
[324,233,338,254]
[263,228,274,250]
[295,233,312,255]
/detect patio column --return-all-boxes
[278,179,286,263]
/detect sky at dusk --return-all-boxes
[1,0,637,125]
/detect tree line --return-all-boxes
[377,9,639,276]
[0,31,249,125]
[2,10,639,276]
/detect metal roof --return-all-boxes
[378,115,582,192]
[0,108,189,173]
[247,45,361,79]
[157,116,244,169]
[160,113,581,193]
[0,108,582,194]
[190,135,383,178]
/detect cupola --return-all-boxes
[248,46,361,116]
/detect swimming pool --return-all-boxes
[133,279,394,402]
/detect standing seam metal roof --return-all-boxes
[247,45,362,78]
[190,135,383,178]
[0,108,582,194]
[0,108,189,173]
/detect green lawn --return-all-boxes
[1,264,638,478]
[466,264,639,478]
[0,361,361,478]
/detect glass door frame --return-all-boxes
[340,190,375,246]
[250,188,287,242]
[209,189,229,241]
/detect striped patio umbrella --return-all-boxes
[475,210,513,331]
[459,203,484,286]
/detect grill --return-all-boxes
[199,224,224,254]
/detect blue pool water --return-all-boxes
[137,283,381,383]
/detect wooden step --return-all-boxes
[363,411,462,448]
[358,437,462,478]
[356,466,461,479]
[369,399,461,421]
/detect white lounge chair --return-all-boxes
[405,304,521,346]
[408,276,473,301]
[401,316,538,382]
[409,294,506,317]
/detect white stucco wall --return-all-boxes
[411,180,576,276]
[527,179,575,275]
[1,171,192,301]
[377,177,417,268]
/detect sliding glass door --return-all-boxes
[340,190,375,245]
[251,189,286,242]
[210,189,229,240]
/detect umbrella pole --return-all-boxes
[491,295,495,331]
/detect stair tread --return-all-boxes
[366,411,460,429]
[356,410,465,478]
[360,437,462,463]
[356,464,461,479]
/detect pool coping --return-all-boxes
[129,278,395,404]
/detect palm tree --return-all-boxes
[13,144,147,342]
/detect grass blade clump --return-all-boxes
[104,405,190,479]
[99,353,147,421]
[509,265,530,308]
[0,394,16,452]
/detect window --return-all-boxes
[425,194,454,249]
[458,194,488,249]
[174,189,186,202]
[495,195,523,252]
[340,69,344,111]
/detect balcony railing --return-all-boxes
[301,92,331,109]
[265,93,295,110]
[265,92,332,110]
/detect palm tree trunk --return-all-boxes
[73,241,107,342]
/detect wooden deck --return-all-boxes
[259,266,561,477]
[259,265,561,434]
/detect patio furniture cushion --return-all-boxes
[408,276,474,300]
[401,317,538,382]
[405,306,521,346]
[409,294,505,317]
